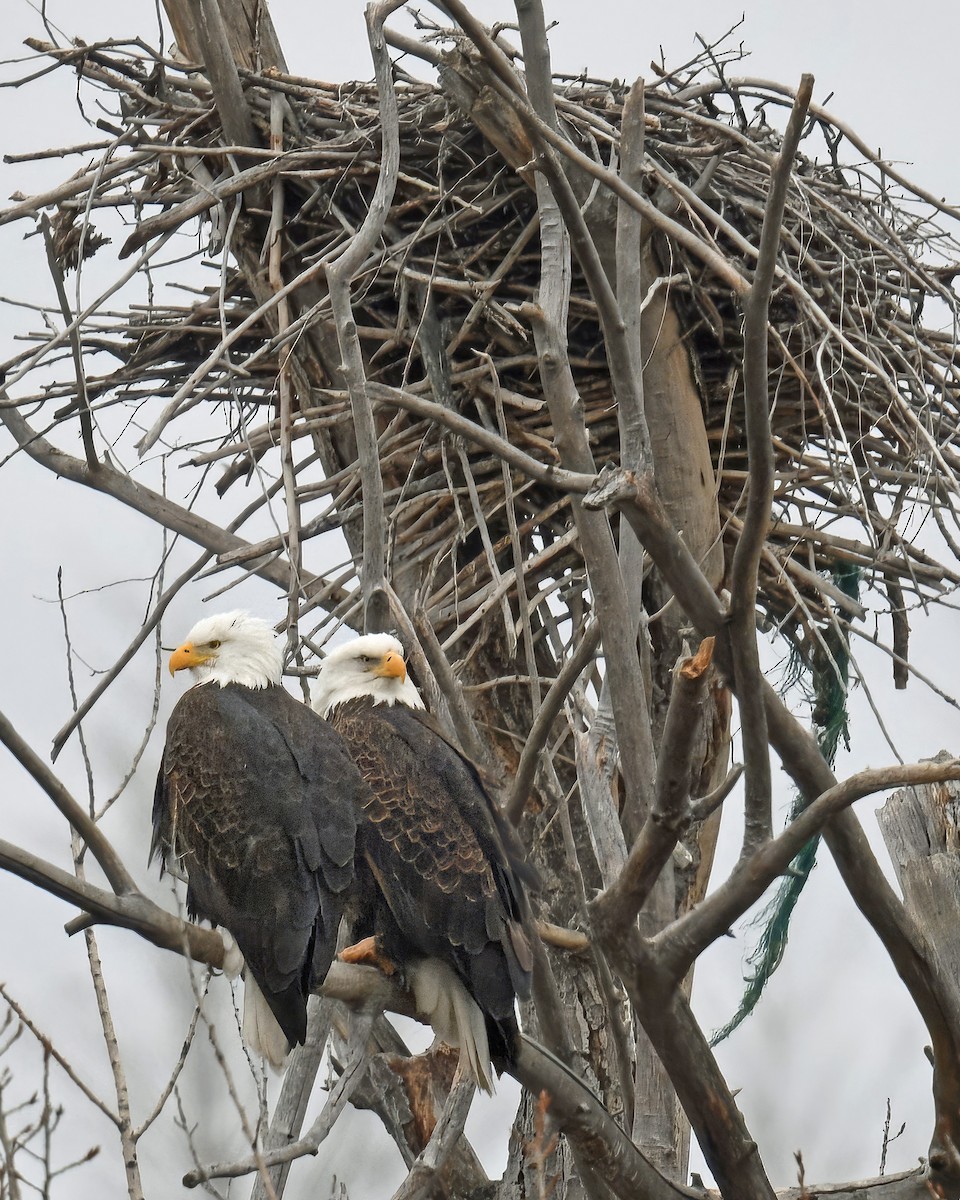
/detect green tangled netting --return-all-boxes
[711,564,860,1046]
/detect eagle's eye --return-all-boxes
[209,640,221,649]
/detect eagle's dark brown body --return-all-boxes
[152,683,366,1047]
[329,696,535,1067]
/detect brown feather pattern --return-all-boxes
[330,696,535,1065]
[152,683,365,1047]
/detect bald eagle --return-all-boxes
[313,633,535,1093]
[153,611,366,1068]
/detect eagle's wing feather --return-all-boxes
[152,684,363,1046]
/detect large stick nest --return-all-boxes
[6,30,960,690]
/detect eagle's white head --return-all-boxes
[168,611,283,690]
[311,633,425,717]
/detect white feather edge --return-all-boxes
[241,972,290,1071]
[220,932,289,1068]
[219,929,244,979]
[408,959,494,1094]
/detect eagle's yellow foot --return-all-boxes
[338,936,397,976]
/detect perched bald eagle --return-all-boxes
[313,633,535,1093]
[153,611,366,1068]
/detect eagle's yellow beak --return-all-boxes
[374,650,407,682]
[169,642,214,676]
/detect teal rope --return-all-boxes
[710,565,860,1046]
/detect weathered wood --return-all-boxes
[163,0,287,70]
[776,1169,930,1200]
[639,241,724,592]
[878,750,960,993]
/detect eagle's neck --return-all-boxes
[313,673,424,718]
[193,649,283,690]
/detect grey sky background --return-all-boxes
[2,0,960,1195]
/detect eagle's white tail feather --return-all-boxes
[241,973,289,1071]
[409,959,494,1093]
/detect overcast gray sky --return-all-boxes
[2,1,960,1195]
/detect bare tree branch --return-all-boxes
[38,214,98,472]
[0,837,223,965]
[592,638,714,938]
[730,75,814,853]
[438,0,751,294]
[0,711,135,895]
[50,547,215,761]
[0,401,319,600]
[657,758,960,978]
[369,382,593,493]
[584,464,960,1186]
[507,0,658,845]
[0,983,120,1126]
[324,1,408,632]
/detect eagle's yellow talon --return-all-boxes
[339,936,397,976]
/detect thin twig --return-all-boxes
[183,1007,377,1187]
[507,620,600,823]
[0,984,120,1125]
[39,214,97,471]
